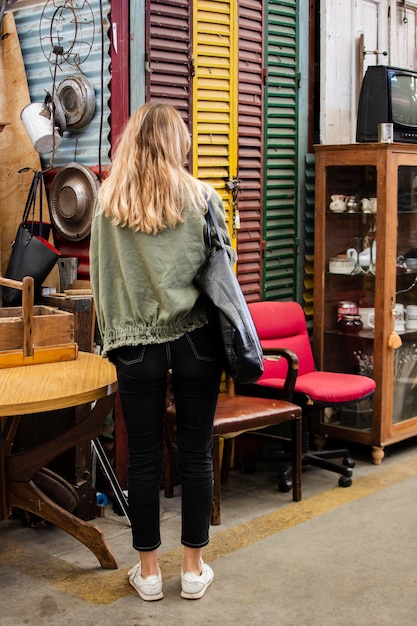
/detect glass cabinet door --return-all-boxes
[321,164,377,432]
[394,165,417,423]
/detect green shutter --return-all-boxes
[263,0,298,301]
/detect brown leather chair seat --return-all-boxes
[164,350,302,525]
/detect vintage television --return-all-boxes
[356,65,417,143]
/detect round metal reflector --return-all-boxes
[49,162,99,241]
[56,75,96,130]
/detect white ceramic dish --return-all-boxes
[329,257,355,274]
[329,206,347,213]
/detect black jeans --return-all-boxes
[112,324,223,551]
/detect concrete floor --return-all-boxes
[2,439,417,626]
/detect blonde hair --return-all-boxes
[98,102,210,234]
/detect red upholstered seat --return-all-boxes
[238,301,376,489]
[249,301,376,404]
[258,371,375,405]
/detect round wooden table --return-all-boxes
[0,352,119,569]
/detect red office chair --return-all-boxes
[238,301,376,489]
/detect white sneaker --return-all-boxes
[180,559,214,599]
[128,562,163,601]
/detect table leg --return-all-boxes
[211,434,221,525]
[7,394,116,482]
[3,393,118,567]
[8,480,118,569]
[1,416,22,520]
[0,439,8,519]
[291,416,302,502]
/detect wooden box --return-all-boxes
[0,276,78,367]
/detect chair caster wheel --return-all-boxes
[338,476,352,488]
[278,479,293,493]
[343,457,355,468]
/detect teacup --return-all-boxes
[361,198,370,213]
[405,258,417,271]
[346,242,376,269]
[406,305,417,330]
[358,307,375,330]
[394,303,405,332]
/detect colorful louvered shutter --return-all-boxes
[145,0,192,125]
[236,0,264,302]
[263,0,299,301]
[192,0,238,245]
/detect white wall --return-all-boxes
[320,0,417,144]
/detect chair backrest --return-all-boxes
[249,301,316,378]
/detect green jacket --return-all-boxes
[90,187,235,356]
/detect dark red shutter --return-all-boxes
[146,0,193,126]
[237,0,264,302]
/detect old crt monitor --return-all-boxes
[356,65,417,143]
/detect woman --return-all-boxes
[90,102,235,601]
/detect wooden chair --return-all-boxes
[163,348,303,525]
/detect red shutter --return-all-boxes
[237,0,264,302]
[146,0,192,126]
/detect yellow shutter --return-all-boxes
[193,0,238,247]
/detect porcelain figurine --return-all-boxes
[329,195,347,213]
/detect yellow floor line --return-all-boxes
[2,455,417,605]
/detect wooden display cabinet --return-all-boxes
[313,143,417,463]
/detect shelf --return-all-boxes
[327,272,375,277]
[325,329,374,339]
[325,328,417,338]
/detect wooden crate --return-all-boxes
[0,276,78,367]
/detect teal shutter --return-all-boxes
[263,0,298,301]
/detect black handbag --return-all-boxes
[193,200,264,384]
[3,170,61,307]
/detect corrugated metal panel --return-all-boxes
[14,0,112,169]
[263,0,298,301]
[146,0,192,124]
[236,0,263,302]
[193,0,237,243]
